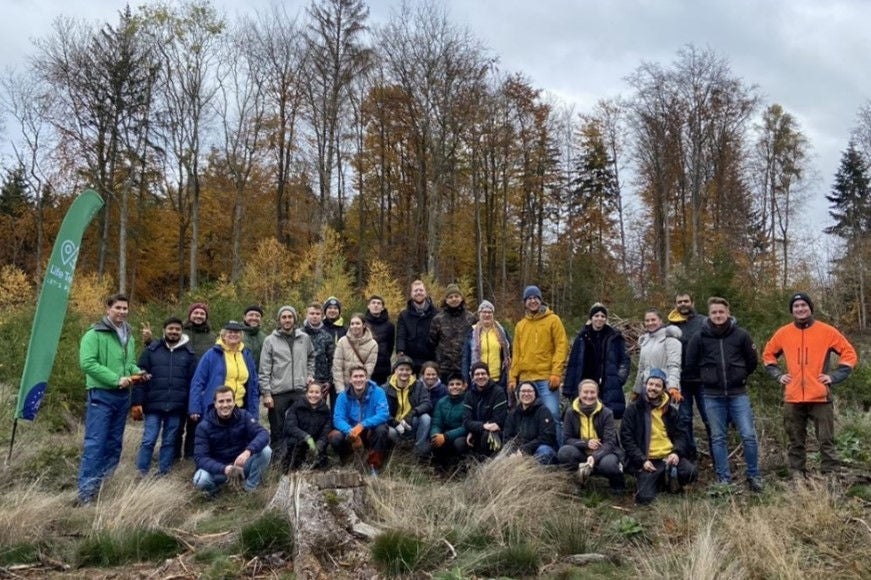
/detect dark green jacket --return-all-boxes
[430,393,467,441]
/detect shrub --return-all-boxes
[0,543,40,566]
[542,507,601,556]
[370,529,434,576]
[75,529,180,566]
[0,264,33,308]
[238,510,293,558]
[472,541,540,577]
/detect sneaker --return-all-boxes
[747,477,764,493]
[577,463,593,485]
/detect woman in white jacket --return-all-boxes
[633,308,683,402]
[332,313,378,392]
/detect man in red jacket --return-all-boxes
[763,292,858,477]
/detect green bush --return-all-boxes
[371,529,435,576]
[472,541,541,577]
[238,511,293,558]
[76,529,181,566]
[542,509,600,556]
[0,543,40,566]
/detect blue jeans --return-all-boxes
[678,382,712,459]
[532,444,557,465]
[705,394,760,481]
[78,388,131,502]
[388,414,432,458]
[136,412,183,475]
[533,380,563,446]
[193,446,273,493]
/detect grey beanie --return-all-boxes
[478,300,495,313]
[277,305,298,322]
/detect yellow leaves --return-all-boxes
[0,265,34,309]
[363,258,404,316]
[70,272,114,320]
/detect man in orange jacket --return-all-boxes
[762,292,858,476]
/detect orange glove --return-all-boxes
[131,405,143,421]
[549,375,561,391]
[668,388,683,404]
[349,424,364,439]
[432,433,446,448]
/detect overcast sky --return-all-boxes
[2,0,869,228]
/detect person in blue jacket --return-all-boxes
[328,365,390,475]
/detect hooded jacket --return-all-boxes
[194,405,269,476]
[189,343,259,416]
[332,327,378,391]
[633,325,682,394]
[323,316,347,343]
[134,334,197,414]
[384,375,432,424]
[260,328,315,396]
[668,310,706,383]
[563,324,630,418]
[284,398,332,451]
[396,297,437,367]
[686,318,758,397]
[562,399,623,462]
[503,397,557,455]
[620,392,686,471]
[430,392,467,441]
[429,300,476,377]
[332,380,390,435]
[80,317,141,390]
[762,318,858,403]
[462,380,508,435]
[509,306,569,384]
[365,308,396,383]
[303,322,336,384]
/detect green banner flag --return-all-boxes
[15,189,104,421]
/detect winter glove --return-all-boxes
[486,431,502,452]
[432,433,446,448]
[349,424,364,439]
[400,419,412,432]
[549,375,561,390]
[667,388,683,404]
[306,437,317,453]
[130,405,143,421]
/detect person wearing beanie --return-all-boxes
[429,284,476,383]
[364,295,395,385]
[461,299,511,392]
[396,280,437,372]
[621,368,697,505]
[686,297,762,493]
[508,284,569,446]
[184,303,217,359]
[259,305,315,467]
[241,305,267,365]
[564,302,630,421]
[460,362,508,457]
[322,296,347,343]
[503,381,558,464]
[763,292,857,477]
[384,355,432,458]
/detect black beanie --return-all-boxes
[589,303,608,319]
[789,292,814,313]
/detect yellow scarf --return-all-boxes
[219,338,248,407]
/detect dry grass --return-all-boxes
[91,476,192,532]
[0,480,68,546]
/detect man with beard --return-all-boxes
[302,302,336,394]
[365,295,395,385]
[242,305,267,365]
[322,296,347,343]
[429,284,476,383]
[397,280,437,372]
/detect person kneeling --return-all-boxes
[558,379,625,493]
[462,362,508,457]
[504,381,558,464]
[384,355,433,459]
[429,373,469,469]
[328,365,390,476]
[283,382,332,471]
[193,386,272,495]
[621,369,697,505]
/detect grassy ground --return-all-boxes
[1,389,870,578]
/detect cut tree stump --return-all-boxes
[270,469,380,580]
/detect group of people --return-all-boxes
[75,283,858,506]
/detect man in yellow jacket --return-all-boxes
[763,292,858,477]
[509,285,569,445]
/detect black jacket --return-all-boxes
[463,381,508,435]
[396,298,437,368]
[686,319,758,397]
[384,379,432,424]
[671,313,706,383]
[504,398,557,455]
[365,309,395,383]
[284,399,332,452]
[303,322,336,384]
[563,324,630,418]
[134,338,197,414]
[620,395,686,471]
[562,400,623,462]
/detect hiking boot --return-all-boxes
[577,463,593,485]
[747,476,764,493]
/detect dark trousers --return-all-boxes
[431,436,468,468]
[328,424,390,469]
[634,457,697,505]
[557,445,625,490]
[283,436,328,471]
[678,381,712,460]
[783,402,837,473]
[175,415,198,459]
[267,391,306,466]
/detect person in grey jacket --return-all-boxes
[633,308,683,404]
[259,305,315,465]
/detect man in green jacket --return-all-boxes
[77,293,143,504]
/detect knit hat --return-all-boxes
[188,302,209,319]
[244,304,264,316]
[223,320,246,331]
[323,296,342,311]
[392,354,414,372]
[478,300,495,313]
[369,294,385,304]
[444,283,462,298]
[646,368,667,385]
[789,292,814,313]
[523,285,542,301]
[277,305,298,321]
[469,361,489,376]
[589,303,608,318]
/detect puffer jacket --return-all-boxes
[429,302,476,377]
[259,329,315,396]
[562,399,623,462]
[686,318,758,397]
[134,335,197,414]
[503,398,557,455]
[633,325,682,393]
[194,406,269,476]
[189,343,259,416]
[284,398,332,452]
[332,328,378,391]
[365,309,395,384]
[396,298,437,367]
[303,322,336,384]
[508,306,569,384]
[430,393,467,441]
[563,324,630,418]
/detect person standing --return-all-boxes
[332,313,378,392]
[322,296,347,343]
[241,305,267,366]
[302,302,336,394]
[763,292,858,477]
[632,308,683,403]
[461,300,511,390]
[429,284,476,383]
[686,297,762,492]
[259,305,315,466]
[133,317,197,476]
[77,293,143,504]
[365,295,395,385]
[563,303,630,420]
[508,285,569,444]
[396,280,437,372]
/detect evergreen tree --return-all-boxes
[826,141,871,238]
[0,165,30,216]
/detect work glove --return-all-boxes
[432,433,446,448]
[129,372,149,385]
[306,437,317,453]
[667,388,683,404]
[549,375,561,390]
[486,431,502,452]
[130,405,143,421]
[395,422,406,436]
[349,424,364,439]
